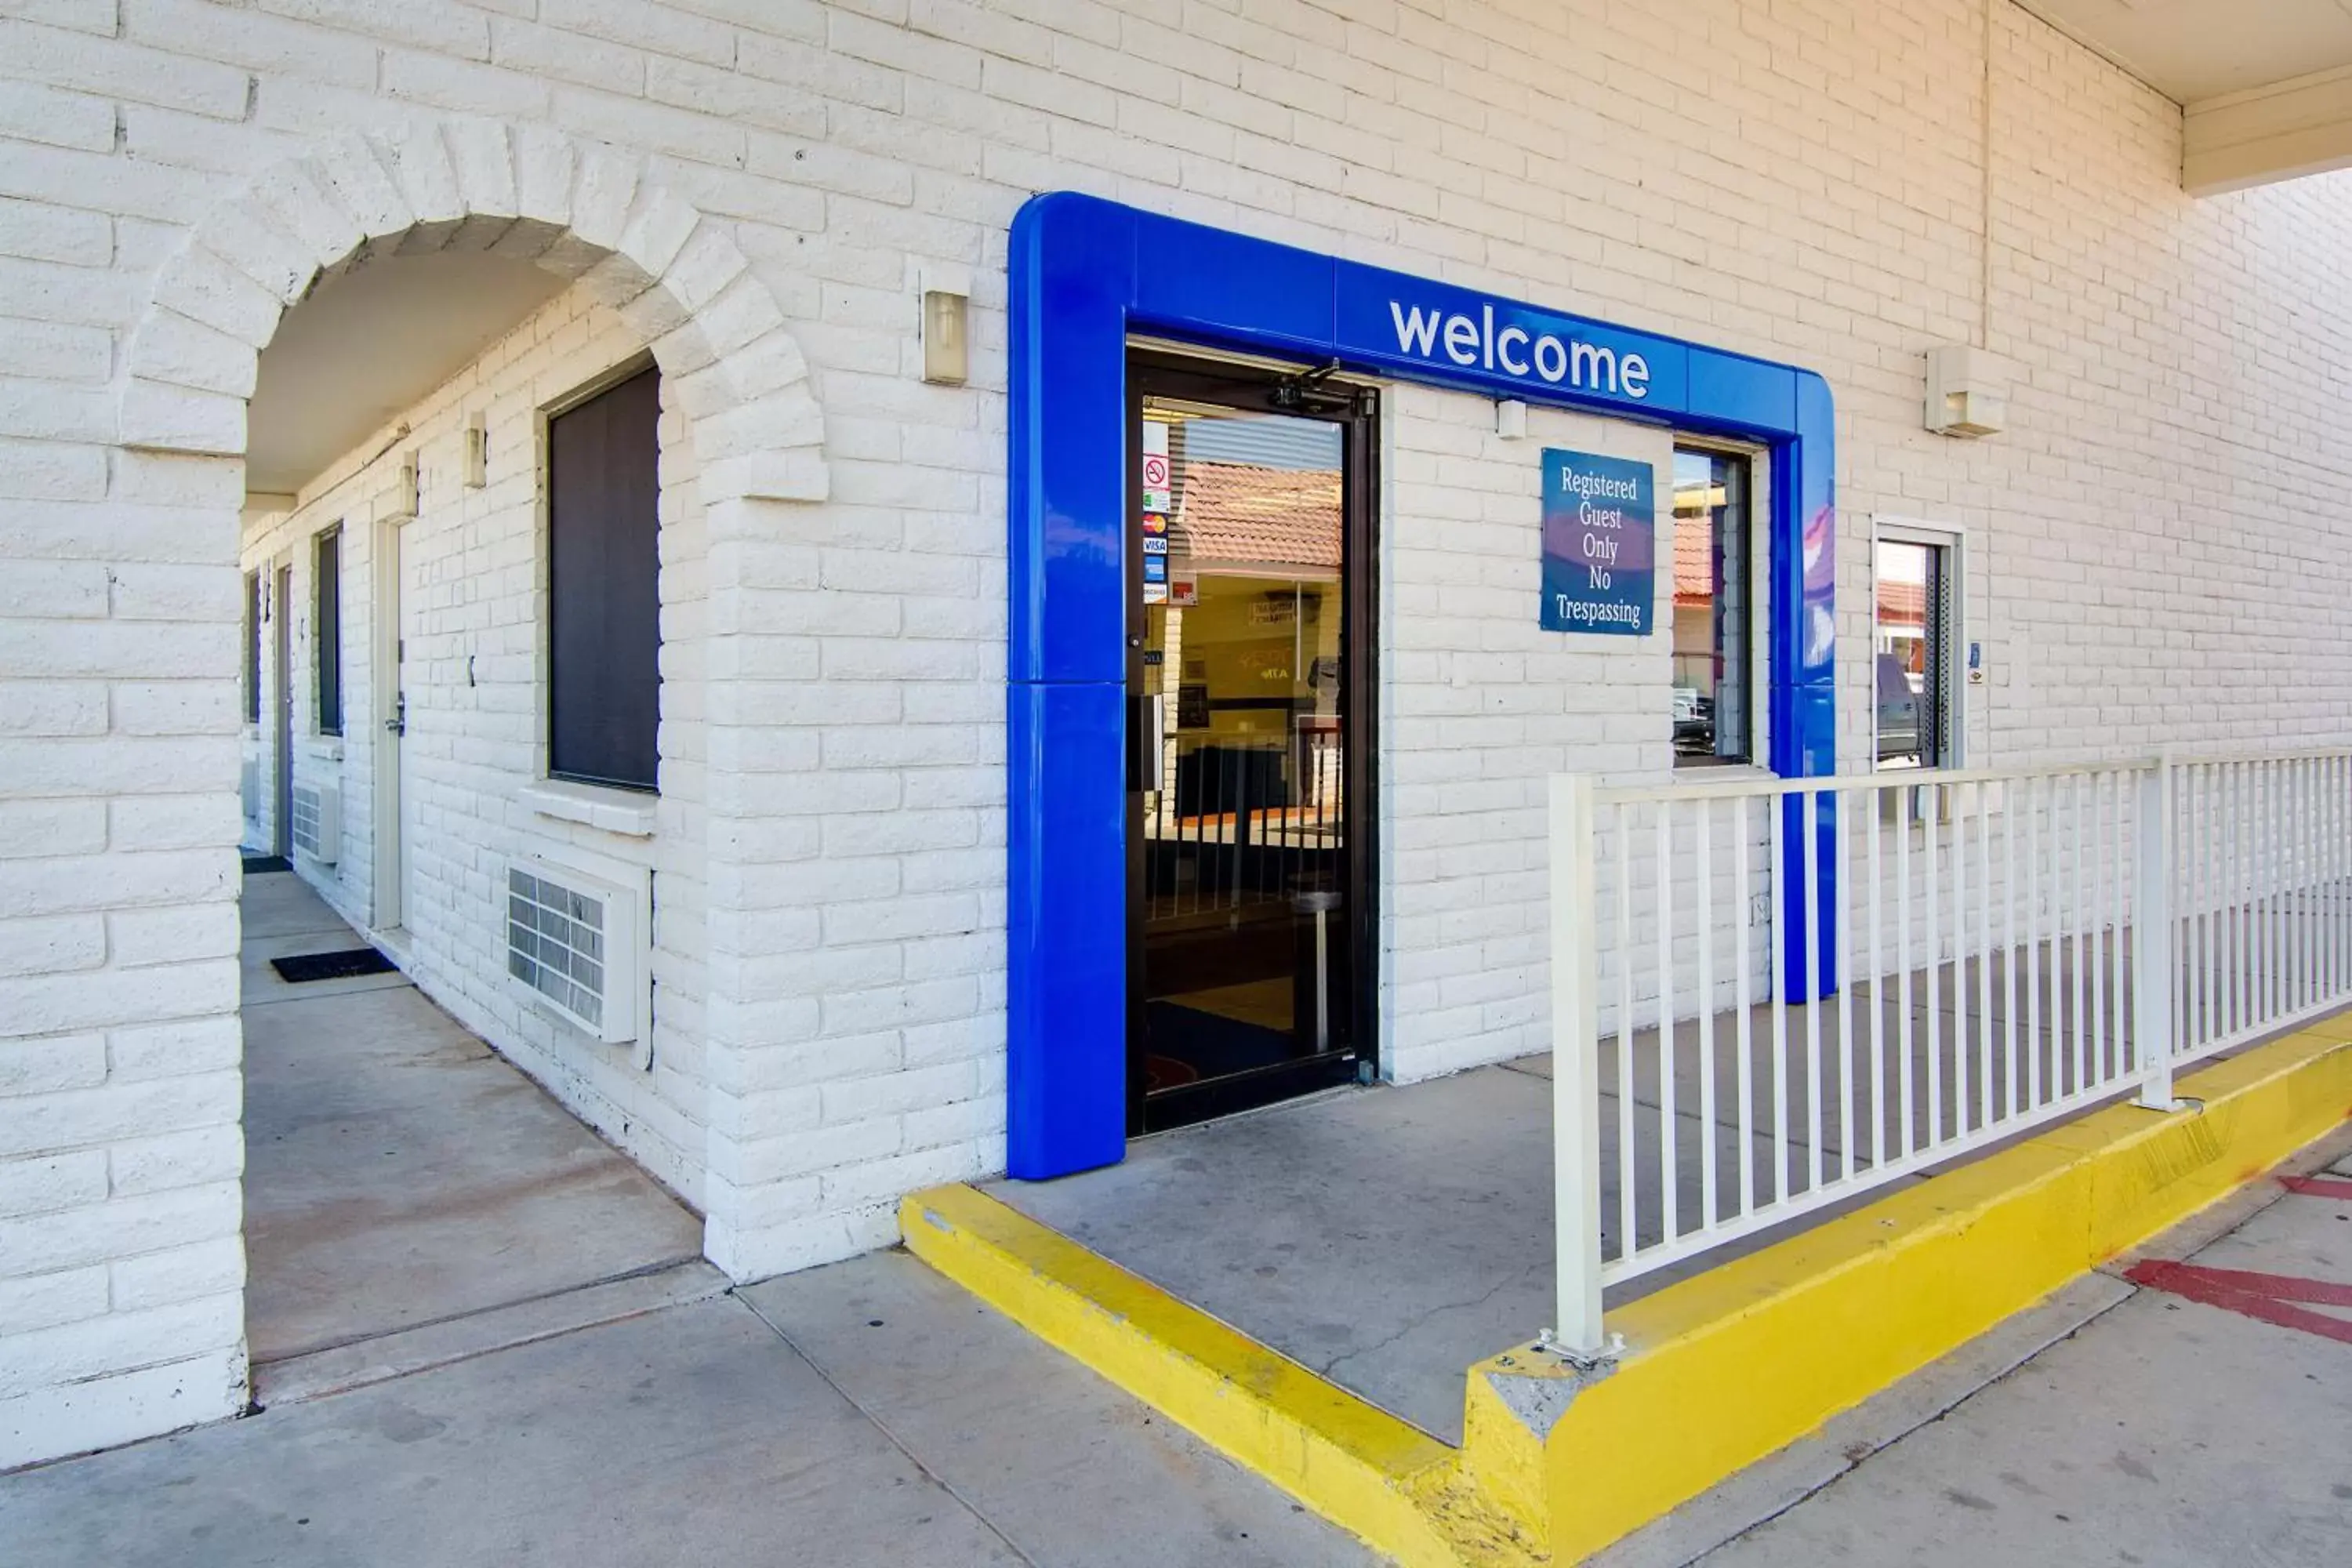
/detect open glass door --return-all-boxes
[1128,354,1375,1132]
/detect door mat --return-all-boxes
[1142,1000,1297,1082]
[270,947,397,984]
[241,855,292,873]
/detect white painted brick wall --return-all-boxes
[1381,387,1690,1081]
[3,0,2352,1465]
[2,356,246,1467]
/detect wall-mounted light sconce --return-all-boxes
[1495,397,1528,440]
[919,264,972,386]
[463,412,487,488]
[384,453,419,523]
[1923,344,2012,438]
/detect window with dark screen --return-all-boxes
[314,526,342,736]
[245,569,261,725]
[547,365,662,793]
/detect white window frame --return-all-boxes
[1870,516,1967,774]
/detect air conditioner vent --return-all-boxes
[506,859,644,1046]
[291,781,340,863]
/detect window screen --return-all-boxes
[1670,448,1751,768]
[314,526,342,736]
[245,570,261,725]
[547,366,662,793]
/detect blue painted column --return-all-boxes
[1773,372,1840,1001]
[1005,198,1134,1178]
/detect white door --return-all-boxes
[372,518,408,931]
[273,563,293,859]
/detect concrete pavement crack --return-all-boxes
[1316,1261,1548,1387]
[734,1290,1045,1568]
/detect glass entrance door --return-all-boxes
[1127,355,1374,1131]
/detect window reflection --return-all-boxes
[1671,448,1751,767]
[1874,538,1948,770]
[1136,395,1355,1102]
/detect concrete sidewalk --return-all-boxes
[0,870,1377,1566]
[237,870,708,1390]
[1604,1123,2352,1568]
[7,871,2341,1563]
[13,1139,2341,1568]
[0,1250,1377,1568]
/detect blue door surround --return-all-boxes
[1007,192,1837,1180]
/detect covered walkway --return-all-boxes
[237,870,707,1400]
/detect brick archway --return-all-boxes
[88,112,838,1429]
[116,115,828,506]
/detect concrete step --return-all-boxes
[901,1182,1545,1568]
[253,1258,728,1407]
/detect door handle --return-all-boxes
[1133,693,1164,791]
[384,696,406,736]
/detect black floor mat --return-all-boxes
[270,947,397,984]
[241,855,291,873]
[1142,999,1299,1086]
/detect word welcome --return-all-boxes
[1388,302,1652,399]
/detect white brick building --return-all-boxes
[5,0,2351,1468]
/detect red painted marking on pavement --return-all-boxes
[2279,1174,2352,1200]
[2124,1259,2352,1345]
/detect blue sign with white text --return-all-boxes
[1540,449,1654,635]
[1335,269,1690,415]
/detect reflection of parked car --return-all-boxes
[1673,687,1715,755]
[1876,652,1921,764]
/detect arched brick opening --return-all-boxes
[106,114,834,1403]
[118,116,828,506]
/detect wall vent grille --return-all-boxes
[506,860,643,1045]
[291,781,339,862]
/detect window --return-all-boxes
[314,525,342,736]
[245,570,261,725]
[1873,526,1959,770]
[547,365,662,793]
[1670,447,1752,767]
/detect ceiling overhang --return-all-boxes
[248,251,567,498]
[2183,64,2352,196]
[2017,1,2352,195]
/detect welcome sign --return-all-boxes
[1334,270,1690,414]
[1540,449,1655,635]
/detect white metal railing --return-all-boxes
[2173,753,2352,1064]
[1548,748,2352,1357]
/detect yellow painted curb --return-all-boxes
[906,1021,2352,1567]
[898,1183,1542,1567]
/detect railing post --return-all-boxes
[1548,773,1607,1358]
[2135,753,2177,1109]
